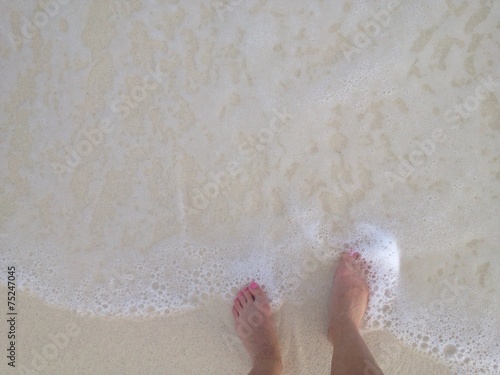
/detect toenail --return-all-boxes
[250,281,259,289]
[238,291,243,297]
[244,287,249,291]
[353,252,360,259]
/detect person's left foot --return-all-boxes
[232,281,282,373]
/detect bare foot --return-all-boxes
[328,251,369,343]
[232,281,282,374]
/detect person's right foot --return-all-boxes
[328,251,369,343]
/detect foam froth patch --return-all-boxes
[327,223,400,332]
[2,218,499,374]
[1,222,400,318]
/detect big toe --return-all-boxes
[342,252,363,273]
[248,282,271,313]
[248,281,263,296]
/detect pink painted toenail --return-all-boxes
[238,291,243,297]
[244,287,249,291]
[347,249,360,259]
[250,281,259,289]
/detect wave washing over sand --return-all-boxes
[0,0,499,374]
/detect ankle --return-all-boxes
[253,349,283,373]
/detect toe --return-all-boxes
[238,291,247,306]
[342,251,363,273]
[340,253,354,271]
[243,287,254,302]
[249,281,264,299]
[232,306,239,319]
[343,252,354,262]
[234,297,243,311]
[350,255,364,274]
[248,282,271,314]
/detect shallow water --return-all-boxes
[1,1,499,374]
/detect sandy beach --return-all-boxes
[1,0,499,374]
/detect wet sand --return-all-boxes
[1,287,450,374]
